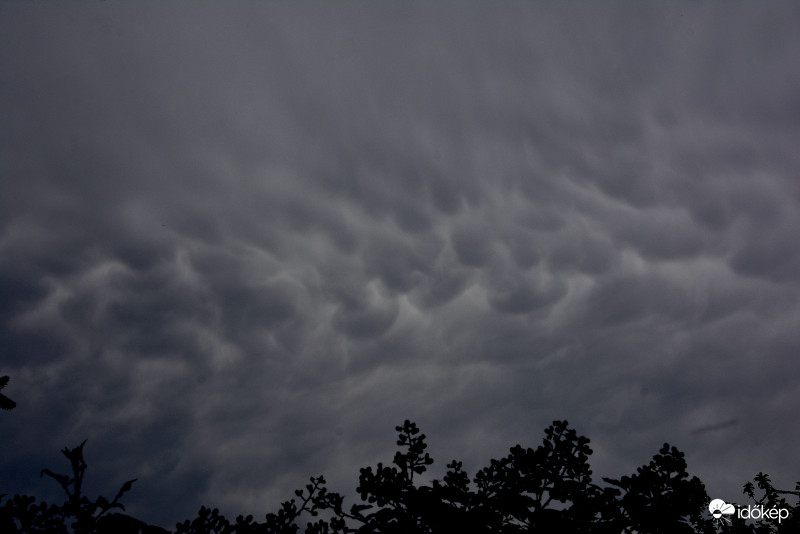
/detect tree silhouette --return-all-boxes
[2,419,798,533]
[177,420,797,534]
[1,440,166,534]
[0,376,16,410]
[601,443,709,533]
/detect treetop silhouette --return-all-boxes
[0,376,16,410]
[2,418,798,533]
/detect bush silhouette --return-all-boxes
[1,440,166,534]
[0,376,16,410]
[2,418,798,533]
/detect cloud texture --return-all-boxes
[2,4,800,527]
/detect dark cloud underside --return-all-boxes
[2,4,799,527]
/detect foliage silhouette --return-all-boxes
[1,375,16,410]
[2,419,798,533]
[1,440,166,534]
[168,419,800,534]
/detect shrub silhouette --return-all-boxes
[2,419,798,533]
[0,376,16,410]
[1,440,166,534]
[171,420,799,534]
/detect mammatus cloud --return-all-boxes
[2,4,799,527]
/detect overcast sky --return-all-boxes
[2,3,800,529]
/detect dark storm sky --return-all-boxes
[2,3,800,528]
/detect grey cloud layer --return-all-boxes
[2,4,799,527]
